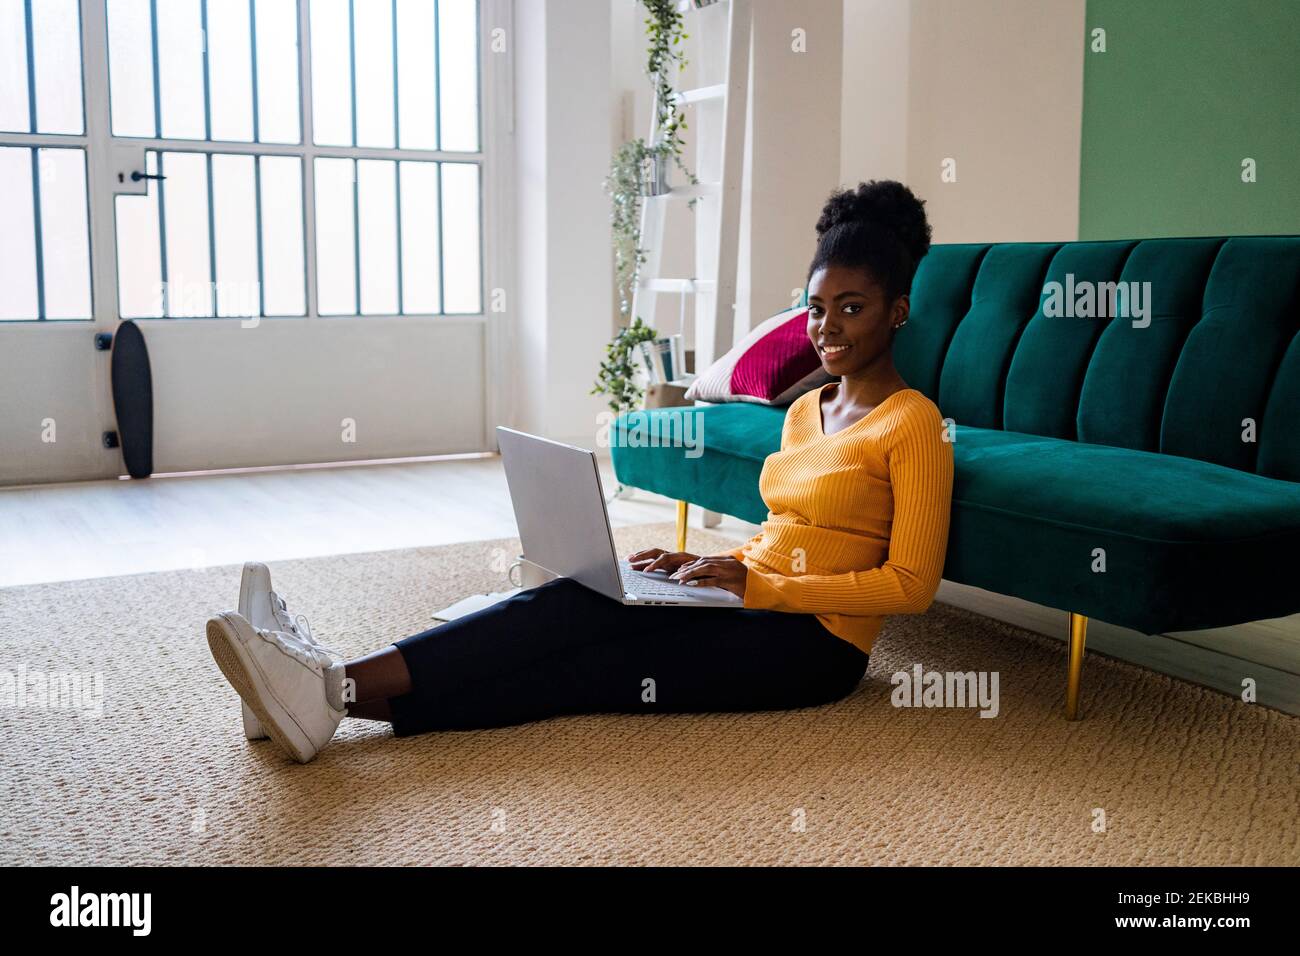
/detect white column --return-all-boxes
[840,0,911,185]
[737,0,843,339]
[509,0,613,450]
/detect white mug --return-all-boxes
[507,555,558,590]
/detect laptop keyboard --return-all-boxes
[619,561,712,597]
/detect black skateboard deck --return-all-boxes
[110,320,154,479]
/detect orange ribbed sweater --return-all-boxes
[725,385,954,655]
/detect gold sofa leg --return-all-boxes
[676,500,689,552]
[1066,612,1088,720]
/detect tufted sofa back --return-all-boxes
[893,236,1300,481]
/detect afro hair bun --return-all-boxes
[815,180,932,267]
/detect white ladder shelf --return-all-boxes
[629,0,752,382]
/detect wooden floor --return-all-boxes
[0,455,759,588]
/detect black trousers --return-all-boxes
[387,576,869,736]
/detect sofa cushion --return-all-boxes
[609,404,783,522]
[893,243,990,397]
[951,426,1300,541]
[1075,237,1223,452]
[612,402,785,464]
[1160,237,1300,472]
[937,243,1060,429]
[1259,330,1300,481]
[946,425,1300,633]
[1002,240,1136,440]
[684,306,833,405]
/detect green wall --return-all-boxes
[1079,0,1300,239]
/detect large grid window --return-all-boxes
[309,0,478,151]
[115,149,307,318]
[102,0,483,320]
[106,0,301,143]
[0,0,92,321]
[313,157,479,315]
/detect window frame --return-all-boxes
[1,0,501,325]
[0,0,93,322]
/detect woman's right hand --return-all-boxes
[625,548,700,575]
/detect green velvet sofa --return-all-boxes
[611,236,1300,718]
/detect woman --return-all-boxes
[206,180,954,763]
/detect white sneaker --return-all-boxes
[207,611,346,764]
[237,562,339,740]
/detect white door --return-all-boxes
[0,0,510,485]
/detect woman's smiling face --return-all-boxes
[806,264,906,376]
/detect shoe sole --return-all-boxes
[207,612,316,764]
[237,563,270,741]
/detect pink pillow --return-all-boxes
[685,306,832,405]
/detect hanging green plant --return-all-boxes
[640,0,700,206]
[591,316,659,416]
[606,138,659,322]
[643,0,691,161]
[595,0,699,413]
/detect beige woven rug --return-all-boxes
[3,522,1297,866]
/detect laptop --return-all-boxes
[496,427,743,607]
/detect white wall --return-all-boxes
[738,0,843,328]
[0,323,117,485]
[841,0,1085,243]
[840,0,910,184]
[510,0,613,447]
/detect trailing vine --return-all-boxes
[592,316,659,415]
[595,0,700,413]
[606,138,656,323]
[643,0,691,163]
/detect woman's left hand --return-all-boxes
[669,555,748,598]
